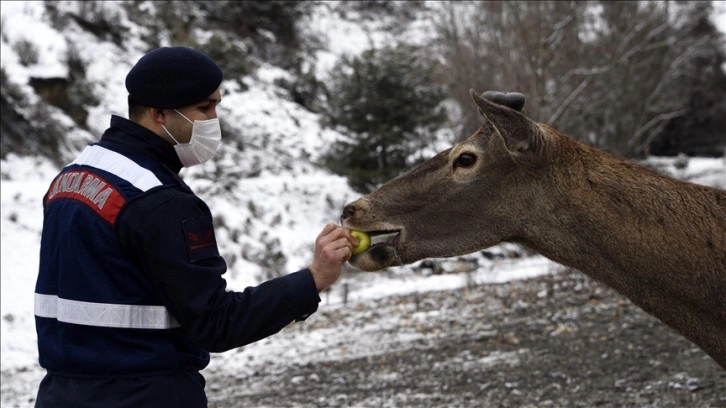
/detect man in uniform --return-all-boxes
[34,46,356,407]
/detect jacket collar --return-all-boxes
[99,115,183,174]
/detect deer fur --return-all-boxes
[342,89,726,368]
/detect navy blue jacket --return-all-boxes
[35,115,321,378]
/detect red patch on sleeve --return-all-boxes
[182,216,220,262]
[45,170,125,224]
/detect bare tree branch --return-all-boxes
[547,77,591,126]
[628,109,689,151]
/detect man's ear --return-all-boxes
[150,107,166,124]
[470,89,549,165]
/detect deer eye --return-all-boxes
[454,152,477,169]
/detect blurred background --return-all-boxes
[2,1,725,192]
[2,1,725,406]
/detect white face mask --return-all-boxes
[162,109,222,167]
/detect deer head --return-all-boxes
[342,90,558,271]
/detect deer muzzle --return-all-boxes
[342,198,405,271]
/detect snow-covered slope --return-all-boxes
[0,0,441,373]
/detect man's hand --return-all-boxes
[309,224,357,292]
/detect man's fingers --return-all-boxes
[310,225,352,292]
[324,236,353,260]
[331,244,352,262]
[317,224,355,247]
[318,223,338,239]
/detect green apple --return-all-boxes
[350,230,371,255]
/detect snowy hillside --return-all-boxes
[0,0,444,375]
[1,1,725,406]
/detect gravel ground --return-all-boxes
[4,269,723,407]
[206,269,725,408]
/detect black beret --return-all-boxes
[125,46,223,109]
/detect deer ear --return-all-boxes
[480,91,526,112]
[470,89,547,164]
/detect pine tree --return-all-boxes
[321,43,447,193]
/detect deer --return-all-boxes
[341,89,726,369]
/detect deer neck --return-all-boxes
[512,139,726,367]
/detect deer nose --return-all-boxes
[341,203,357,220]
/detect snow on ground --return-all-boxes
[2,153,724,406]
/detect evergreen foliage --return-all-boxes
[321,43,447,194]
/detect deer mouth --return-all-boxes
[367,230,401,248]
[348,229,403,271]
